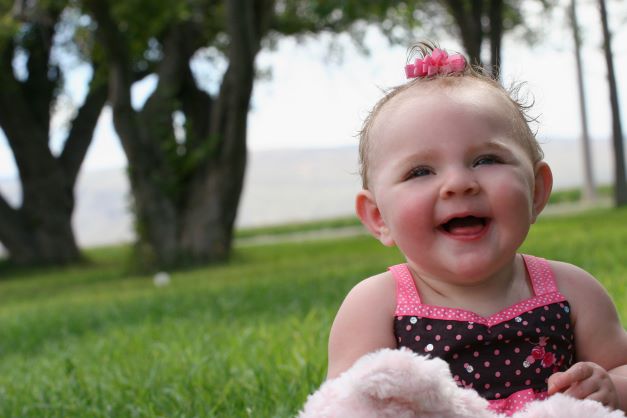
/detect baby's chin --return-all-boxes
[416,253,513,284]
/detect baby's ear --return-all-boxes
[531,161,553,223]
[355,190,395,246]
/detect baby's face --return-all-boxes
[365,81,541,283]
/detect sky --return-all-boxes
[0,0,625,180]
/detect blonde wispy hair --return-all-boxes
[358,41,543,189]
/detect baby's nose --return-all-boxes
[440,169,480,198]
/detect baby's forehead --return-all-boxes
[392,77,508,111]
[373,78,515,135]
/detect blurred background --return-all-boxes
[0,0,625,267]
[0,3,626,416]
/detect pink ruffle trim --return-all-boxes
[488,389,548,416]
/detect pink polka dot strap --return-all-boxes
[389,254,567,326]
[522,254,559,296]
[389,263,422,315]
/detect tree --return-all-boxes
[569,0,596,202]
[0,0,551,268]
[79,0,273,268]
[0,0,429,268]
[598,0,626,206]
[438,1,556,78]
[439,0,508,76]
[82,0,554,269]
[80,0,438,268]
[0,0,107,265]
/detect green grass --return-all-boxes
[548,184,613,205]
[0,208,625,417]
[235,217,361,239]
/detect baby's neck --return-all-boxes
[411,255,532,318]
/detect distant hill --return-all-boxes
[0,140,616,252]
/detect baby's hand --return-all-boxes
[547,362,619,409]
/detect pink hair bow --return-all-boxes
[404,48,466,79]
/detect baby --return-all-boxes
[327,42,627,415]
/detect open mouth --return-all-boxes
[439,216,489,236]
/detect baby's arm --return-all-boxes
[548,261,627,411]
[327,272,397,380]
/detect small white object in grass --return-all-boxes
[153,271,171,287]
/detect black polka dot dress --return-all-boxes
[392,254,575,415]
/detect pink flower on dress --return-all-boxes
[526,337,558,369]
[531,346,545,360]
[542,352,556,368]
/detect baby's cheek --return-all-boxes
[495,177,533,208]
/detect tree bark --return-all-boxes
[86,0,273,268]
[444,0,484,66]
[570,0,596,202]
[598,0,626,206]
[488,0,503,79]
[86,0,180,265]
[0,12,107,265]
[178,0,267,262]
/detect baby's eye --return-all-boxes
[473,155,503,166]
[406,166,433,179]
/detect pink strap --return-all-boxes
[521,255,559,296]
[389,255,565,323]
[389,264,422,316]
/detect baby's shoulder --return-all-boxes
[546,259,604,295]
[546,259,615,317]
[344,270,397,306]
[328,270,399,378]
[545,260,627,367]
[334,270,398,322]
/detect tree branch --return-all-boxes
[0,192,17,220]
[59,77,109,184]
[211,0,273,161]
[489,0,503,78]
[0,191,24,248]
[84,0,133,105]
[0,42,54,183]
[180,60,212,151]
[443,0,483,66]
[22,11,59,132]
[84,0,141,162]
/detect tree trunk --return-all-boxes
[177,0,268,262]
[570,0,596,202]
[444,0,484,66]
[598,0,627,206]
[0,12,107,266]
[87,0,273,268]
[488,0,503,79]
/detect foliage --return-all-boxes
[0,208,625,417]
[271,0,428,46]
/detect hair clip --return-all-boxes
[404,48,466,79]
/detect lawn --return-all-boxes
[0,207,625,418]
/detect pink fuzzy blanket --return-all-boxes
[298,348,625,418]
